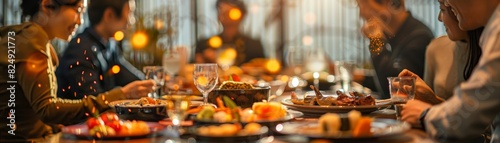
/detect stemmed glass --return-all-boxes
[143,66,165,98]
[193,64,219,106]
[387,77,416,120]
[164,93,190,137]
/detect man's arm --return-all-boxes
[423,25,500,140]
[18,52,125,125]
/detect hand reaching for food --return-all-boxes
[121,80,156,99]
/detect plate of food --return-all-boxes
[277,110,410,140]
[192,96,293,124]
[282,86,391,115]
[110,97,202,121]
[190,122,269,142]
[62,113,165,139]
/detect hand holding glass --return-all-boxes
[143,66,165,98]
[388,77,416,120]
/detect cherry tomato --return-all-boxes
[231,74,241,82]
[87,118,103,129]
[100,113,120,124]
[145,97,156,104]
[106,120,123,133]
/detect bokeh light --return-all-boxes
[229,8,242,20]
[208,36,223,48]
[265,59,281,74]
[111,65,121,74]
[131,31,148,49]
[114,31,124,41]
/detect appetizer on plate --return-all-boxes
[197,123,263,136]
[191,96,288,123]
[291,86,375,106]
[86,112,150,137]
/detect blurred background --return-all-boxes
[0,0,444,96]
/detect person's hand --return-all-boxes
[402,100,432,127]
[121,80,156,99]
[398,69,444,105]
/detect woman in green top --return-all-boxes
[0,0,154,141]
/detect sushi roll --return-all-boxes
[318,113,341,136]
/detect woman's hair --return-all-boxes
[464,27,484,80]
[21,0,81,21]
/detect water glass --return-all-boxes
[193,64,218,106]
[387,77,416,120]
[143,66,165,98]
[334,61,355,92]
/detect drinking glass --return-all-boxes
[165,94,190,137]
[163,46,185,91]
[387,77,416,120]
[143,66,165,98]
[193,64,218,106]
[305,48,326,88]
[286,47,307,94]
[334,61,355,92]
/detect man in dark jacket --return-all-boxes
[357,0,434,98]
[56,0,144,99]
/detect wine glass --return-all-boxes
[143,66,165,98]
[193,64,218,106]
[165,93,190,137]
[387,77,416,120]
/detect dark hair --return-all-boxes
[21,0,81,21]
[216,0,247,17]
[88,0,129,27]
[375,0,403,9]
[464,27,484,80]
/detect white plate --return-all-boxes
[281,98,391,115]
[277,118,410,139]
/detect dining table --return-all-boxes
[42,93,439,143]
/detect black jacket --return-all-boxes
[56,27,144,99]
[371,12,434,98]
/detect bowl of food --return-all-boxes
[208,81,270,108]
[110,97,168,122]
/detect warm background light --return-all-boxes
[131,31,148,49]
[229,8,242,20]
[265,59,281,74]
[208,36,222,48]
[220,48,237,59]
[114,31,124,41]
[111,65,121,74]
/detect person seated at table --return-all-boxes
[423,0,483,100]
[194,0,265,66]
[0,0,154,141]
[356,0,434,98]
[400,0,500,142]
[56,0,145,99]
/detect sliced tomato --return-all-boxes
[231,74,241,82]
[87,118,103,129]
